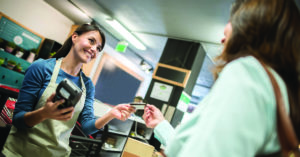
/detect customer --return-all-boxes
[143,0,300,156]
[2,24,135,157]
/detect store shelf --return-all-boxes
[0,50,31,71]
[99,150,122,157]
[0,66,24,89]
[0,50,32,89]
[130,120,153,141]
[107,119,134,136]
[102,134,128,152]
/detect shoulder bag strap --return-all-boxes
[260,61,300,157]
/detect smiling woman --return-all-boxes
[70,31,102,64]
[52,24,106,76]
[53,24,106,61]
[1,23,136,157]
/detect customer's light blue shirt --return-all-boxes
[154,56,289,157]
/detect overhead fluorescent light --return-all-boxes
[106,19,146,50]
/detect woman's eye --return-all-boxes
[89,39,95,44]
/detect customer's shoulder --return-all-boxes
[228,56,259,67]
[224,56,262,74]
[218,56,268,85]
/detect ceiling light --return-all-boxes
[140,60,153,73]
[106,19,146,50]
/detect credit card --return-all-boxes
[130,102,146,110]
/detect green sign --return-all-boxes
[0,17,42,51]
[180,92,191,104]
[115,41,128,53]
[177,91,191,112]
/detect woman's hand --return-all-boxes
[143,104,165,128]
[109,104,136,121]
[40,93,75,121]
[24,93,75,127]
[95,104,135,129]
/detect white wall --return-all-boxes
[0,0,74,44]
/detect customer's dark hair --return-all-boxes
[217,0,300,139]
[52,23,106,59]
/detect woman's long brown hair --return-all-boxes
[215,0,300,140]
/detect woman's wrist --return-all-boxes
[37,107,48,121]
[95,112,114,129]
[107,109,117,119]
[24,107,47,127]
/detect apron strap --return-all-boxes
[79,70,86,92]
[49,58,63,84]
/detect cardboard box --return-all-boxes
[122,138,154,157]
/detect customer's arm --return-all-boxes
[153,120,175,146]
[143,104,175,146]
